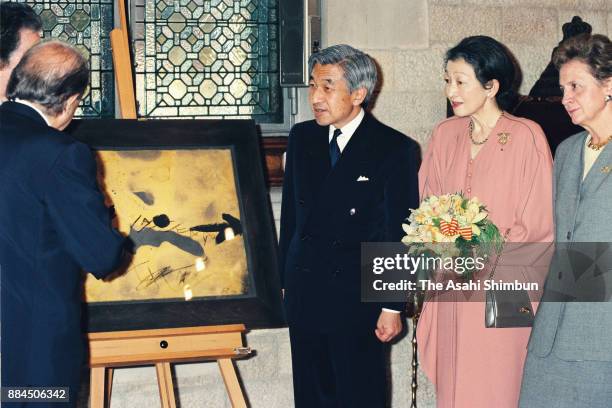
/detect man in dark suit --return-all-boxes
[0,41,126,406]
[0,1,41,102]
[279,44,420,407]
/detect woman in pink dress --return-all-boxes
[416,36,554,407]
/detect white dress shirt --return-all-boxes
[328,108,365,152]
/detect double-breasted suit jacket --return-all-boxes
[279,112,420,331]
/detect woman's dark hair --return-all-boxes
[553,33,611,82]
[445,35,519,111]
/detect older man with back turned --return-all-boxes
[278,44,420,407]
[0,41,126,407]
[0,1,42,102]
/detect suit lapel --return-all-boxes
[555,134,584,242]
[332,114,372,174]
[561,135,585,195]
[300,123,331,222]
[307,121,331,185]
[315,114,373,213]
[582,141,612,194]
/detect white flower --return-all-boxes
[472,223,481,236]
[472,211,488,223]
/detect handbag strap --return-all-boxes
[487,228,511,280]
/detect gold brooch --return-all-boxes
[497,132,511,145]
[601,166,611,174]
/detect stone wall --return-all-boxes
[323,0,611,148]
[100,1,610,406]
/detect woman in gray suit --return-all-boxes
[520,33,612,408]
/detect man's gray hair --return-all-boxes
[308,44,378,108]
[7,40,88,115]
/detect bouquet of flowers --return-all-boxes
[402,193,504,270]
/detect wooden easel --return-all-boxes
[88,324,251,408]
[103,4,252,407]
[110,0,137,118]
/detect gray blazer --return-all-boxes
[528,131,612,361]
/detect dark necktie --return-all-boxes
[330,128,342,167]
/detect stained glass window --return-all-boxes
[132,0,282,122]
[18,0,115,118]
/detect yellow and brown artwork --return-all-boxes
[84,148,249,302]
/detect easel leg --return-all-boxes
[107,368,114,407]
[218,358,247,408]
[155,362,177,408]
[90,367,106,408]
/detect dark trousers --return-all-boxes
[289,325,387,408]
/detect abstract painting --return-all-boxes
[85,149,248,302]
[68,119,284,331]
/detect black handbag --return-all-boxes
[484,230,534,328]
[485,288,534,328]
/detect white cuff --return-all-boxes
[382,308,401,314]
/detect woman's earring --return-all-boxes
[606,95,612,103]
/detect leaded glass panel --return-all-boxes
[17,0,115,118]
[132,0,282,122]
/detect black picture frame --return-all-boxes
[67,119,285,332]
